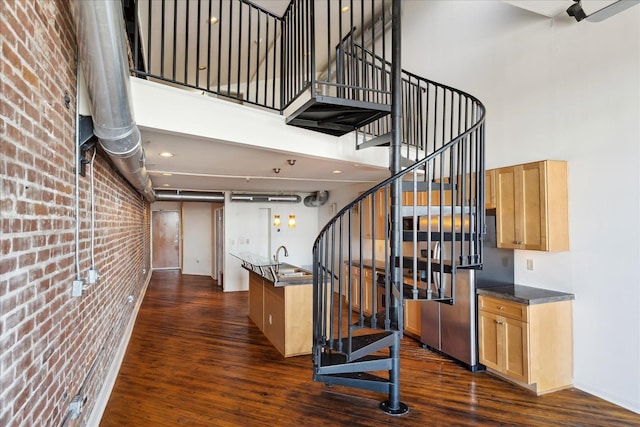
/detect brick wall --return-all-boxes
[1,1,151,426]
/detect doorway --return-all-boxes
[213,206,224,287]
[152,210,180,269]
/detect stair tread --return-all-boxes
[400,205,475,217]
[402,230,475,242]
[320,371,388,383]
[338,331,394,353]
[286,96,390,136]
[400,180,455,192]
[320,352,389,367]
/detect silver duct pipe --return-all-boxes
[303,191,329,207]
[155,191,225,203]
[70,0,155,202]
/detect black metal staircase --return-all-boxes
[126,0,486,415]
[307,1,486,415]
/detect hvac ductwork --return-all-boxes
[303,191,329,207]
[155,191,225,203]
[70,0,155,202]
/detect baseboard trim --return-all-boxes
[86,270,152,426]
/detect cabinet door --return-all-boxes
[519,162,546,250]
[495,166,518,249]
[248,273,264,329]
[478,310,501,371]
[351,267,361,311]
[404,300,421,336]
[485,169,496,209]
[262,284,285,355]
[503,316,530,383]
[363,188,388,240]
[362,268,373,315]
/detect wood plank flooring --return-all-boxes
[100,271,640,426]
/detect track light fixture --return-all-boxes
[566,0,587,22]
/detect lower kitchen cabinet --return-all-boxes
[478,294,573,395]
[248,271,313,357]
[404,300,421,337]
[348,264,421,337]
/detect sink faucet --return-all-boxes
[274,245,289,264]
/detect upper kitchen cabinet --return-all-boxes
[362,188,388,240]
[495,160,569,251]
[485,169,496,210]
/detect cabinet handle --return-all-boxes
[513,240,523,245]
[498,306,504,310]
[495,320,504,325]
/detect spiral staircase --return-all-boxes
[126,0,486,415]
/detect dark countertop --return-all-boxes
[477,284,574,305]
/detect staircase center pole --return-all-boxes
[380,0,408,416]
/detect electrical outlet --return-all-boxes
[72,280,84,297]
[526,259,534,271]
[69,394,82,419]
[88,268,99,284]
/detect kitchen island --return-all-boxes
[234,253,315,357]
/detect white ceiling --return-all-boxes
[135,0,390,195]
[142,126,389,193]
[137,0,626,196]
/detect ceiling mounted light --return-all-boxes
[162,173,173,176]
[198,65,207,71]
[332,170,342,174]
[341,6,350,13]
[209,16,219,24]
[159,152,174,157]
[162,184,170,187]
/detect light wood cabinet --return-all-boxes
[248,272,264,330]
[349,265,421,337]
[485,169,496,209]
[404,300,421,337]
[248,271,313,357]
[362,188,388,240]
[478,295,573,395]
[495,160,568,251]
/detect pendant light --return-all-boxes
[287,160,296,228]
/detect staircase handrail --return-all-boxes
[313,94,485,246]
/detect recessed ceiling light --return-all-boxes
[209,16,219,24]
[341,6,350,13]
[332,170,342,174]
[162,184,170,187]
[162,173,173,176]
[159,152,174,157]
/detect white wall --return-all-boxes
[401,0,640,412]
[181,202,213,275]
[223,192,320,292]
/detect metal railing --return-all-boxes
[127,0,392,113]
[312,79,485,359]
[131,0,283,110]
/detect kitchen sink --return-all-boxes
[276,264,313,281]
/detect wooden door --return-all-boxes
[152,210,180,269]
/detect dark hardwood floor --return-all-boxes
[100,271,640,426]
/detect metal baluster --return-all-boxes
[172,0,177,80]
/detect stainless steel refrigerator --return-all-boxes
[419,211,513,370]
